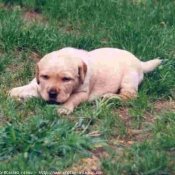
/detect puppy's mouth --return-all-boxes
[44,93,70,104]
[46,100,61,105]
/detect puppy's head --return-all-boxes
[36,50,87,103]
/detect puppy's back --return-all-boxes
[89,48,141,72]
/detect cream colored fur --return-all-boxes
[9,47,162,114]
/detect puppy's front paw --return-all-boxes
[57,108,72,115]
[9,87,26,99]
[57,104,74,115]
[9,86,38,99]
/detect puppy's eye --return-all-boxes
[62,77,71,82]
[42,75,49,80]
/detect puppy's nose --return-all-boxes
[49,89,58,99]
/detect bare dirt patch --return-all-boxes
[59,25,81,36]
[30,51,42,62]
[116,100,175,123]
[5,51,41,72]
[1,3,21,11]
[116,107,131,122]
[23,10,42,22]
[145,100,175,124]
[1,3,44,23]
[1,3,12,10]
[154,100,175,113]
[113,99,175,143]
[54,155,105,175]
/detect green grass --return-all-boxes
[0,0,175,174]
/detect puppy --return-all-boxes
[9,47,162,114]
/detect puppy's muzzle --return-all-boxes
[48,89,58,99]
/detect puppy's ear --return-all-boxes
[36,63,40,84]
[78,61,87,84]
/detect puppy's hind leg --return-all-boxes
[9,78,40,100]
[103,71,140,101]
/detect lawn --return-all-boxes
[0,0,175,174]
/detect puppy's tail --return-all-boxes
[141,59,162,73]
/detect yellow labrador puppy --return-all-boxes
[9,47,162,114]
